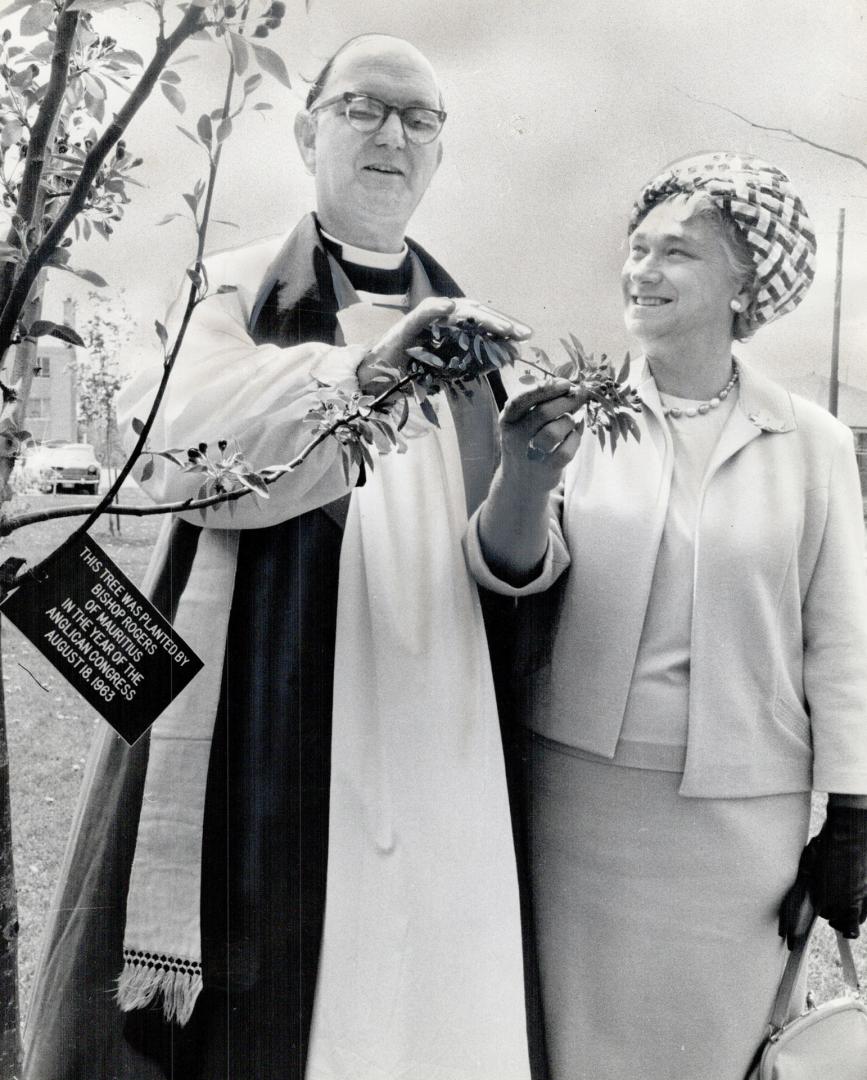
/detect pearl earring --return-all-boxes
[730,299,743,313]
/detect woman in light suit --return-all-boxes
[467,152,867,1080]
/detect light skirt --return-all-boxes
[529,735,811,1080]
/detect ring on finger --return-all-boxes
[527,436,566,461]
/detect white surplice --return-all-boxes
[305,300,530,1080]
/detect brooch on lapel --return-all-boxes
[748,410,787,433]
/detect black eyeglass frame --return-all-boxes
[309,92,447,144]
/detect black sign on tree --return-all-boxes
[1,533,202,744]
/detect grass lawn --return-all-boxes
[1,492,864,1027]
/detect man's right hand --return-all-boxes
[357,297,532,393]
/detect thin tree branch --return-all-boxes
[0,371,417,539]
[676,89,867,173]
[64,3,251,545]
[0,3,206,361]
[10,4,79,241]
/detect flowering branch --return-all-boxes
[0,323,645,540]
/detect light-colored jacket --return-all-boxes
[467,358,867,797]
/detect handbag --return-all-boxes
[747,917,867,1079]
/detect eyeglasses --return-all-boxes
[310,92,446,145]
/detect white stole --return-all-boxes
[305,301,530,1080]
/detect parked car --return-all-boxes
[22,441,101,495]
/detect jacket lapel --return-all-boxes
[703,357,797,483]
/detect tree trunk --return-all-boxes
[0,621,21,1078]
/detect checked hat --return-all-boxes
[629,152,817,327]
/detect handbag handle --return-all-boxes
[769,914,861,1032]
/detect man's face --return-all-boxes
[296,39,444,251]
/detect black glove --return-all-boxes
[778,804,867,948]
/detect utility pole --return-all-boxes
[829,207,846,418]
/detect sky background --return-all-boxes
[4,0,866,391]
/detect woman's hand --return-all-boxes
[474,380,588,587]
[778,802,867,947]
[357,298,532,392]
[499,380,589,493]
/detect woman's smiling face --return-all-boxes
[621,198,747,350]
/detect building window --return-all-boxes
[26,397,50,420]
[36,356,50,377]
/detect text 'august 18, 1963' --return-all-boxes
[0,532,203,744]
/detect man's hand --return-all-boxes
[498,380,588,494]
[357,297,532,392]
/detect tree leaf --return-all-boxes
[407,346,443,367]
[216,284,238,294]
[622,412,641,442]
[227,32,249,76]
[487,339,510,368]
[252,102,273,111]
[140,458,154,483]
[175,125,200,148]
[248,40,292,89]
[26,41,55,61]
[28,319,85,347]
[20,0,53,35]
[160,70,182,85]
[358,439,375,472]
[154,320,168,347]
[68,0,133,9]
[155,213,185,226]
[243,73,262,94]
[112,48,144,66]
[182,192,199,215]
[161,82,186,114]
[419,397,439,428]
[50,263,108,287]
[372,418,397,445]
[0,0,37,16]
[213,219,240,229]
[235,471,270,498]
[82,71,107,100]
[131,417,145,435]
[196,112,212,147]
[216,117,232,143]
[369,424,393,453]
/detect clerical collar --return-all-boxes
[319,227,408,269]
[319,225,412,297]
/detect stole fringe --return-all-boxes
[116,955,204,1027]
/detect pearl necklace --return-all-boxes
[661,365,739,419]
